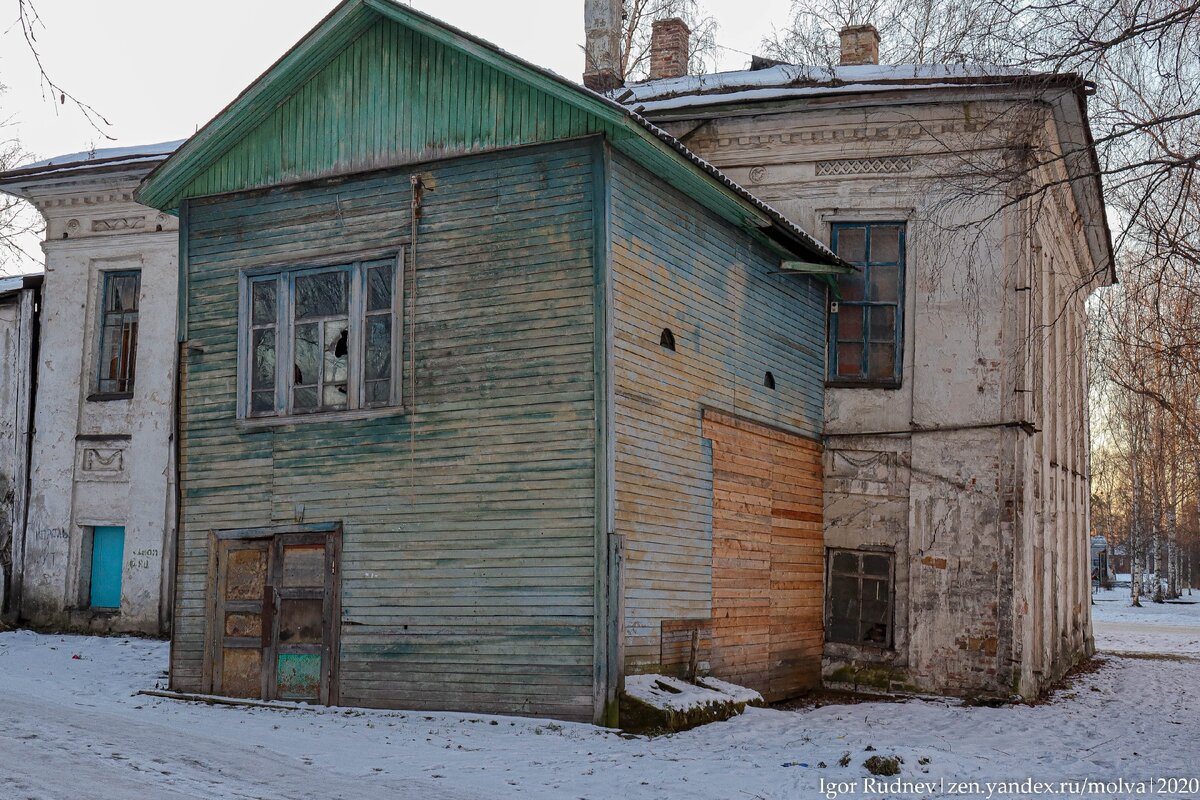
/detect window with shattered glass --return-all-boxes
[242,254,401,419]
[826,548,894,648]
[97,270,141,395]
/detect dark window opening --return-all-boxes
[97,271,141,395]
[764,371,776,389]
[660,328,676,351]
[828,223,905,386]
[827,548,894,648]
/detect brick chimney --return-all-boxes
[649,18,690,81]
[839,24,880,66]
[584,0,623,92]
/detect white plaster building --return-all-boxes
[617,24,1114,699]
[0,141,183,635]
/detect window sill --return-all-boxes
[825,380,902,390]
[87,392,134,403]
[237,405,407,431]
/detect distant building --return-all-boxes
[615,17,1114,699]
[0,141,182,635]
[1091,535,1113,586]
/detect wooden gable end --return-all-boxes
[178,16,609,202]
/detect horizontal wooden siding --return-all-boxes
[607,152,826,689]
[172,140,599,720]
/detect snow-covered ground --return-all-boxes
[2,596,1198,800]
[1092,587,1200,655]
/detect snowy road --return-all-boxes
[1,593,1198,799]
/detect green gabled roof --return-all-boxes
[136,0,838,266]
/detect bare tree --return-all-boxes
[0,83,40,275]
[13,0,112,137]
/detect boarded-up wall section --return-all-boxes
[703,409,823,701]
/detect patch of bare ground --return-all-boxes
[1026,655,1109,706]
[772,688,904,711]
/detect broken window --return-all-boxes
[243,255,401,418]
[97,270,141,395]
[826,548,894,648]
[827,223,905,386]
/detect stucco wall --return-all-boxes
[15,172,177,635]
[651,94,1098,698]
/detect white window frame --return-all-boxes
[237,249,404,423]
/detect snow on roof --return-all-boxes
[20,139,185,172]
[0,273,42,296]
[615,63,1044,113]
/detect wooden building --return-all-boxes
[138,0,840,723]
[0,274,41,616]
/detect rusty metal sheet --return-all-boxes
[276,653,321,701]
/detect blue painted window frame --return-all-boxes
[96,270,142,397]
[89,525,125,610]
[827,223,906,387]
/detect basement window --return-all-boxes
[827,548,894,648]
[241,252,403,419]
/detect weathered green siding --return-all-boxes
[180,16,606,204]
[607,152,827,672]
[173,140,600,720]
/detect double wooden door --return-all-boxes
[212,529,340,704]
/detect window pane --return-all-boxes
[365,316,392,381]
[868,306,895,341]
[252,329,276,391]
[836,227,866,262]
[836,342,864,378]
[251,390,275,415]
[293,385,318,411]
[107,274,140,312]
[837,306,864,341]
[870,265,899,303]
[836,272,865,302]
[832,551,859,574]
[871,226,901,262]
[863,554,891,576]
[861,620,889,645]
[868,343,896,379]
[295,271,348,320]
[294,323,319,387]
[322,320,349,408]
[367,264,394,312]
[252,281,277,325]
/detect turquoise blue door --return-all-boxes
[90,526,125,609]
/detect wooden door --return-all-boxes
[214,539,271,698]
[213,528,340,704]
[266,533,338,703]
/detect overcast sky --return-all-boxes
[2,0,793,162]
